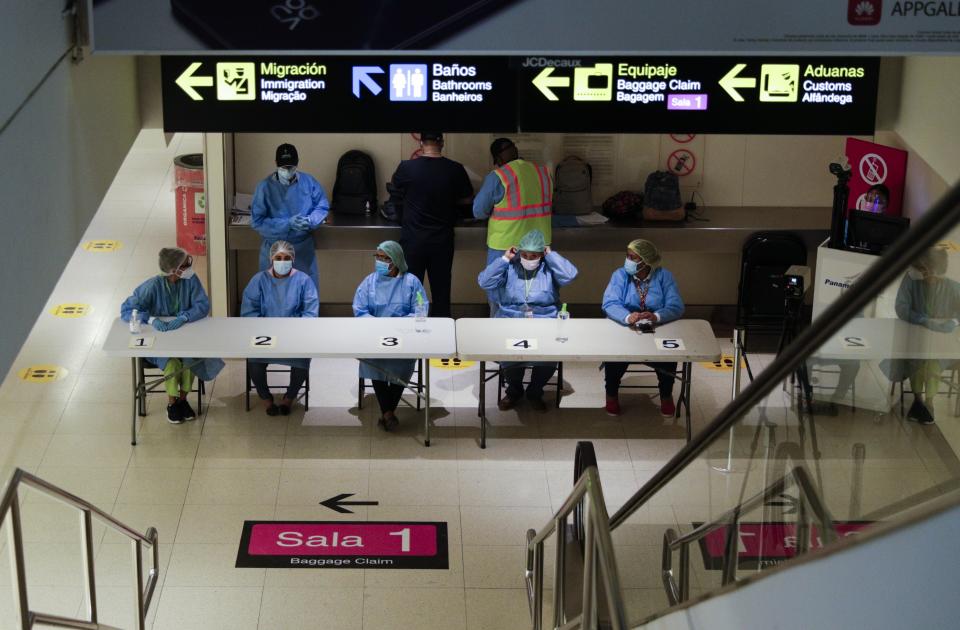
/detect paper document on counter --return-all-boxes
[576,212,609,226]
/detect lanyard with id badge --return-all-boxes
[522,269,535,318]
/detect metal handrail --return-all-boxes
[661,465,836,606]
[525,466,628,630]
[610,180,960,531]
[1,468,160,629]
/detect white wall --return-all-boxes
[642,501,960,630]
[233,132,852,209]
[0,7,140,379]
[892,57,960,187]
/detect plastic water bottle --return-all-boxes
[556,303,569,343]
[129,310,141,334]
[415,291,428,332]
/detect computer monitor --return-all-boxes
[846,210,910,255]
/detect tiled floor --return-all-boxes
[1,132,959,629]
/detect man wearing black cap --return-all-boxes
[473,138,553,315]
[251,143,330,292]
[387,132,473,317]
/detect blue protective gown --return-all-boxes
[477,251,578,319]
[120,276,225,381]
[353,272,428,384]
[251,171,330,291]
[880,274,960,381]
[602,267,685,325]
[241,269,319,370]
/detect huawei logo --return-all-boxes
[848,0,882,24]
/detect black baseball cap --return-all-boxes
[276,143,299,167]
[490,137,516,159]
[419,132,444,143]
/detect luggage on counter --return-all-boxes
[553,156,593,215]
[601,190,644,221]
[332,150,377,215]
[642,170,685,222]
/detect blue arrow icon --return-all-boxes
[352,66,385,98]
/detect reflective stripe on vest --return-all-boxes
[488,160,552,250]
[492,160,552,220]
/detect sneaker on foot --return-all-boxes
[907,399,935,424]
[166,403,184,424]
[660,397,676,418]
[605,397,621,416]
[498,391,521,411]
[177,398,196,420]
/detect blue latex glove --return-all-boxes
[152,319,169,332]
[290,215,309,231]
[927,318,958,333]
[165,315,187,331]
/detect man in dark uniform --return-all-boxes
[388,132,473,317]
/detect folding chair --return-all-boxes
[136,359,204,418]
[479,362,564,408]
[357,358,425,410]
[245,362,311,411]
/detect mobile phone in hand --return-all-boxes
[171,0,518,50]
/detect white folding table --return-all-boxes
[814,318,960,361]
[455,318,722,447]
[102,317,457,445]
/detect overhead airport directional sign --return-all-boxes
[517,56,879,134]
[162,56,517,132]
[162,55,878,134]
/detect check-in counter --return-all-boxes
[226,206,830,315]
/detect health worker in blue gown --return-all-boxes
[601,239,684,419]
[241,240,319,416]
[477,229,578,411]
[353,240,428,432]
[251,143,329,292]
[120,247,225,425]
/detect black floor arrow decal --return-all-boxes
[320,493,379,514]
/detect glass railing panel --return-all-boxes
[610,207,960,626]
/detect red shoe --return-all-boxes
[605,397,621,416]
[660,397,676,417]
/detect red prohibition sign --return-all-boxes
[667,149,696,176]
[670,133,696,144]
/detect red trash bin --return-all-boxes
[174,154,206,256]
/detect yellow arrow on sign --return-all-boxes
[719,63,757,102]
[176,62,213,101]
[532,67,571,101]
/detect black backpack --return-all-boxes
[643,170,682,211]
[332,150,377,215]
[553,156,593,215]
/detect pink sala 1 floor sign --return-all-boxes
[236,521,449,569]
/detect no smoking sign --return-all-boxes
[667,149,696,177]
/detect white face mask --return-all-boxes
[520,257,541,271]
[277,167,296,184]
[273,259,293,276]
[177,268,195,280]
